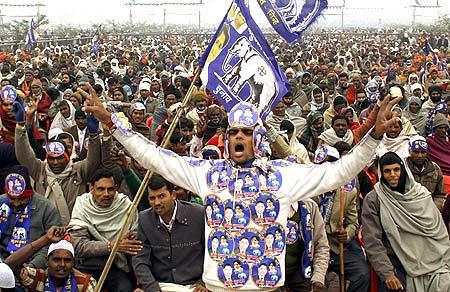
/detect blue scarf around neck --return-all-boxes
[0,197,32,254]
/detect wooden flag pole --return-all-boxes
[339,189,346,292]
[94,67,201,292]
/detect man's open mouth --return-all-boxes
[235,143,245,152]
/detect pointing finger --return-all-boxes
[77,88,91,102]
[379,94,391,112]
[86,83,98,101]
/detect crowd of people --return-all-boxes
[0,28,449,292]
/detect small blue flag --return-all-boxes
[90,25,102,57]
[199,0,289,120]
[24,19,37,49]
[257,0,328,44]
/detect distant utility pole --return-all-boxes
[198,10,201,30]
[129,5,133,24]
[125,0,135,25]
[163,8,167,32]
[124,1,204,28]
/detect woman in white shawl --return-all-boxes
[50,100,76,130]
[363,152,450,292]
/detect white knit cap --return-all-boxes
[0,263,15,288]
[410,83,422,93]
[47,240,74,257]
[138,82,150,92]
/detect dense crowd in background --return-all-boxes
[0,27,449,292]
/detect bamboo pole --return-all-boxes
[94,67,201,292]
[339,189,346,292]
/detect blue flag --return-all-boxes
[257,0,328,44]
[24,19,37,49]
[90,25,102,57]
[199,0,289,120]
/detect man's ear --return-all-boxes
[88,183,93,193]
[171,190,178,201]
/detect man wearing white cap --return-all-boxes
[5,226,96,292]
[134,81,160,116]
[0,263,15,290]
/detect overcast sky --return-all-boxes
[0,0,448,28]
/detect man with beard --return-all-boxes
[282,91,302,118]
[406,136,446,211]
[201,105,226,144]
[150,85,182,142]
[186,91,208,126]
[298,112,328,159]
[30,79,53,132]
[403,96,427,135]
[14,102,102,225]
[422,85,443,113]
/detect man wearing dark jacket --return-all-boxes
[132,175,206,292]
[406,136,446,211]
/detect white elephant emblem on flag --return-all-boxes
[12,227,27,240]
[220,37,278,112]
